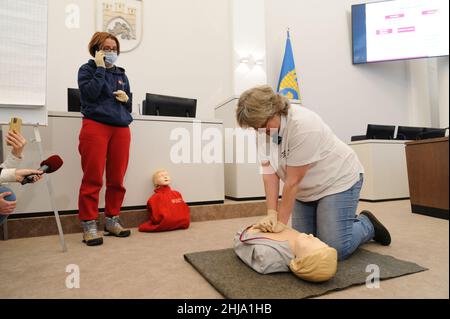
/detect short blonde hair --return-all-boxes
[152,169,168,188]
[289,247,338,282]
[236,85,290,129]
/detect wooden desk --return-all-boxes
[405,137,449,219]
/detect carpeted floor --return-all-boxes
[0,200,448,298]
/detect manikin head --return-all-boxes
[152,169,171,188]
[289,232,337,282]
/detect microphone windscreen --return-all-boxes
[40,155,63,173]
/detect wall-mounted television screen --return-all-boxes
[352,0,449,64]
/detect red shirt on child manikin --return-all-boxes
[138,185,190,232]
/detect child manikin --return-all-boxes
[138,170,190,232]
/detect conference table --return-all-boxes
[1,111,225,216]
[349,139,410,201]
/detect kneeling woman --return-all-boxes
[236,85,391,260]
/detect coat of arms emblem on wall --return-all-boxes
[96,0,143,52]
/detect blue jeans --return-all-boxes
[0,186,16,226]
[291,174,374,261]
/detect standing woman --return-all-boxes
[236,85,391,260]
[77,32,133,246]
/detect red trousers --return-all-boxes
[78,119,131,221]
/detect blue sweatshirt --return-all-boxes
[78,59,133,127]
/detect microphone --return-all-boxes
[21,155,64,185]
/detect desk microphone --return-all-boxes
[21,155,64,185]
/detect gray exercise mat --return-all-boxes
[184,248,427,299]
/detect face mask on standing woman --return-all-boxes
[104,52,118,65]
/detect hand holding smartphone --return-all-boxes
[7,117,22,146]
[9,117,22,133]
[94,50,106,68]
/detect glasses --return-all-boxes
[101,47,117,53]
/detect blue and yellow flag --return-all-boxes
[277,30,300,100]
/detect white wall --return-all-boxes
[407,59,432,127]
[407,57,449,129]
[437,57,449,128]
[46,0,448,135]
[231,0,267,95]
[47,0,232,120]
[264,0,412,142]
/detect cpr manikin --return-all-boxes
[234,210,338,282]
[138,170,190,232]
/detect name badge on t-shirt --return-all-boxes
[118,79,124,89]
[280,141,289,160]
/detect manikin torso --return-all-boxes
[247,226,328,260]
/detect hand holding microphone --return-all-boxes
[20,155,64,185]
[16,169,44,184]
